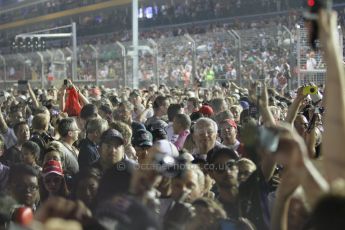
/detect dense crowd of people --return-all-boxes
[0,9,344,230]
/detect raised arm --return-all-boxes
[272,125,329,230]
[0,106,8,134]
[318,10,345,181]
[285,87,306,124]
[27,82,40,109]
[59,84,66,112]
[248,81,275,126]
[73,85,90,106]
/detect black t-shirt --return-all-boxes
[238,169,271,230]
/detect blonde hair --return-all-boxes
[32,113,49,131]
[237,158,257,170]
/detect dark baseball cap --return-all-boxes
[207,147,239,164]
[147,120,168,132]
[100,129,124,145]
[132,130,153,147]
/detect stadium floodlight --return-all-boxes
[14,23,77,81]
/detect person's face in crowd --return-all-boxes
[11,174,39,207]
[171,170,203,203]
[193,121,217,153]
[172,117,182,134]
[43,174,63,195]
[294,115,308,137]
[130,95,142,106]
[159,99,170,116]
[116,105,132,124]
[43,151,62,165]
[210,155,238,189]
[100,141,125,167]
[76,177,99,208]
[220,122,237,143]
[9,111,23,126]
[68,121,81,143]
[135,146,151,164]
[212,90,223,99]
[203,90,212,101]
[186,101,196,114]
[230,107,241,122]
[238,163,256,183]
[21,147,36,165]
[16,124,30,143]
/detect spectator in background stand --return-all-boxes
[306,52,317,70]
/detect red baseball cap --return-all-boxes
[223,119,237,129]
[199,105,214,117]
[42,160,64,177]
